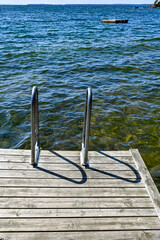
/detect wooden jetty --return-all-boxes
[0,148,160,239]
[101,19,128,23]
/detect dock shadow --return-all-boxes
[35,150,87,185]
[86,151,141,183]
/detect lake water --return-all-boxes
[0,5,160,189]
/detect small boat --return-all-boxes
[101,19,128,23]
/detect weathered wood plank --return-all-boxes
[0,149,131,157]
[0,197,153,209]
[0,149,78,156]
[1,230,160,240]
[0,178,144,187]
[0,169,140,179]
[89,151,132,157]
[0,155,134,164]
[131,149,160,220]
[0,162,137,171]
[0,187,148,197]
[0,149,31,156]
[0,208,156,218]
[0,155,79,163]
[0,217,160,232]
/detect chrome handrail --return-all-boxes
[31,86,40,166]
[80,88,92,166]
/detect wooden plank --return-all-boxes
[0,217,160,232]
[0,155,80,163]
[0,162,138,171]
[0,149,79,156]
[131,149,160,219]
[0,149,131,157]
[0,149,31,155]
[0,155,134,164]
[0,187,148,197]
[0,169,141,179]
[0,197,153,209]
[1,230,160,240]
[89,151,132,157]
[0,208,157,218]
[89,156,134,164]
[0,150,79,157]
[0,178,144,187]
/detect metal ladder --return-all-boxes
[31,86,92,167]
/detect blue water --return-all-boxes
[0,5,160,187]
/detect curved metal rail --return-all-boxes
[31,86,40,166]
[80,88,92,166]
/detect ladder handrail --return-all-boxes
[31,86,40,166]
[81,88,92,166]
